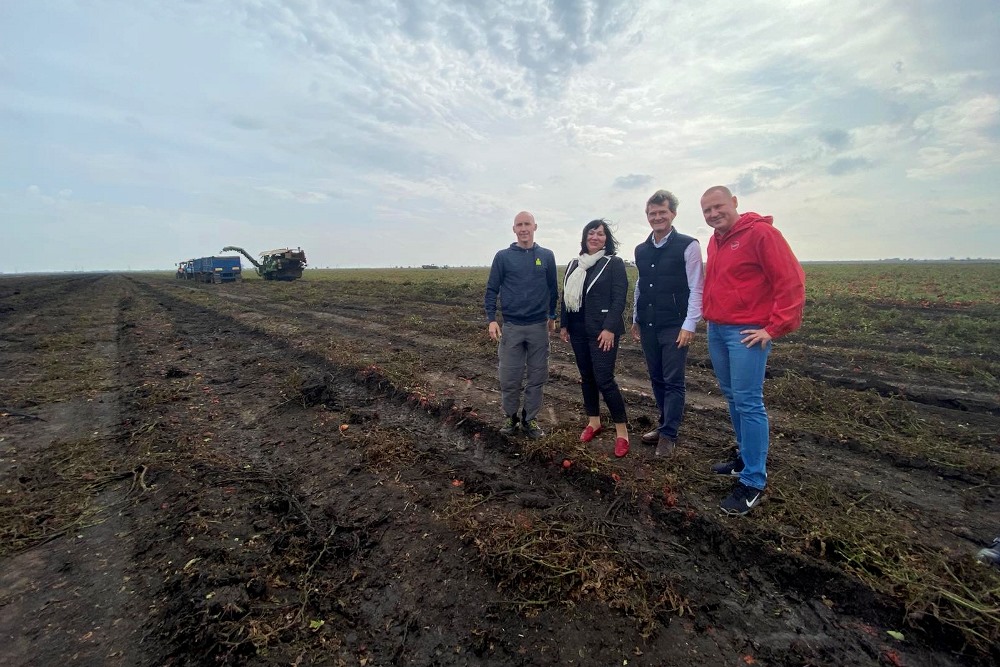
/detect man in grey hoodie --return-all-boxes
[484,211,559,438]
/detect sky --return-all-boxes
[2,0,999,272]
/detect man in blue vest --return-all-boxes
[631,190,704,456]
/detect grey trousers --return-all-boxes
[498,321,550,421]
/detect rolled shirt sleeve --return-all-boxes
[681,240,704,333]
[632,276,641,324]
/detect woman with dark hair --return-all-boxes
[559,219,631,457]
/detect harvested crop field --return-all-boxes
[1,263,998,666]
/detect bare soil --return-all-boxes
[1,273,997,667]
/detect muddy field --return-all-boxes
[1,267,998,666]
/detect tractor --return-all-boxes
[221,246,307,281]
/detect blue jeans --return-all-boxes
[707,323,771,490]
[639,325,688,439]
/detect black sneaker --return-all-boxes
[977,538,1000,567]
[720,482,763,516]
[712,457,744,476]
[523,419,544,439]
[499,416,519,436]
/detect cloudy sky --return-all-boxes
[2,0,998,272]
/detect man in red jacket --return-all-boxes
[700,186,805,515]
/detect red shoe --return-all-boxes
[614,437,630,458]
[580,425,603,442]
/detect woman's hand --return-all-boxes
[560,327,569,343]
[596,329,615,351]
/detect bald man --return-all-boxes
[484,211,559,439]
[701,186,805,515]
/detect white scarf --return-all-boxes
[564,250,605,312]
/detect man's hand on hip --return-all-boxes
[740,328,772,347]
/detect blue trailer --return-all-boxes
[181,256,242,283]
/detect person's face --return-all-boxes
[701,191,740,234]
[513,214,537,245]
[646,202,676,236]
[585,225,606,254]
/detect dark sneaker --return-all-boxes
[720,482,763,515]
[712,458,745,476]
[523,419,544,439]
[641,429,660,445]
[654,436,676,457]
[977,538,1000,567]
[499,416,519,436]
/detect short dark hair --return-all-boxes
[646,189,678,214]
[579,219,619,255]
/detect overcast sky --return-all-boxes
[2,0,998,272]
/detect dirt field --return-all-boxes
[1,268,998,666]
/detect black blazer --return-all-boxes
[560,254,628,337]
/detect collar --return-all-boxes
[650,228,674,248]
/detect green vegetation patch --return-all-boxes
[804,262,1000,306]
[768,372,1000,479]
[760,475,1000,655]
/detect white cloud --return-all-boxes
[1,0,998,270]
[255,186,330,203]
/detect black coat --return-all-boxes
[559,255,628,337]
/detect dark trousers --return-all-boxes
[639,325,688,438]
[569,332,627,424]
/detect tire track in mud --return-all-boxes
[179,278,717,415]
[122,281,750,664]
[0,275,151,667]
[772,362,999,416]
[0,274,108,393]
[187,278,1000,416]
[124,277,984,666]
[160,279,1000,551]
[162,278,1000,530]
[120,281,723,664]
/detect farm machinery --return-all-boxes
[221,246,308,281]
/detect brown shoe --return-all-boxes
[655,435,676,457]
[641,430,659,445]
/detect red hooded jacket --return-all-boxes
[703,212,805,338]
